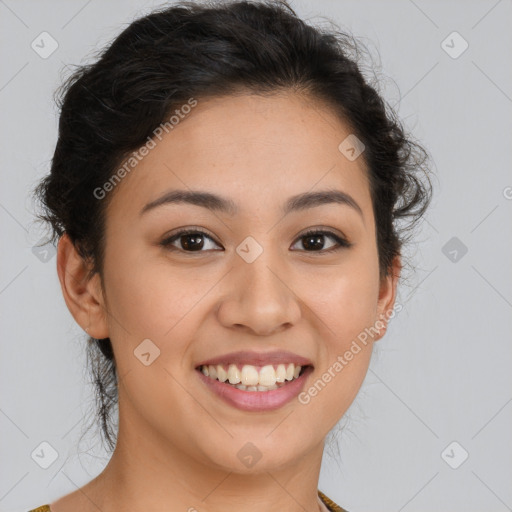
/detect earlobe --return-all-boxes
[56,233,109,339]
[374,255,402,341]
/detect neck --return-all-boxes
[82,404,326,512]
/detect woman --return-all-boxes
[29,1,432,510]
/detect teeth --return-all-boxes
[259,365,277,386]
[200,362,305,390]
[216,365,228,382]
[234,383,278,392]
[227,364,241,384]
[276,364,286,382]
[241,365,259,386]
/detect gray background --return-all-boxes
[1,1,511,511]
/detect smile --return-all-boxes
[196,364,314,412]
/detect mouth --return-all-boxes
[194,362,314,412]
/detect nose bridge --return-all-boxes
[217,239,301,335]
[241,246,284,297]
[235,231,282,287]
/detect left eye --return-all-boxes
[160,229,351,253]
[290,229,351,253]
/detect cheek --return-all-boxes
[103,243,209,341]
[103,256,204,404]
[296,259,380,344]
[293,260,378,417]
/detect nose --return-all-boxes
[216,253,301,336]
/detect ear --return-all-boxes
[373,255,401,342]
[56,233,109,339]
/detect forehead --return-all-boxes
[105,92,372,223]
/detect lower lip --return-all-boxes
[196,366,313,412]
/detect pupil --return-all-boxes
[303,235,324,251]
[182,234,204,251]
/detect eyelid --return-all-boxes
[162,225,219,242]
[296,225,349,241]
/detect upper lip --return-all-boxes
[195,350,313,368]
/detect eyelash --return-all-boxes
[160,227,352,254]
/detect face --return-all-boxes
[61,92,399,474]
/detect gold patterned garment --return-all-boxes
[27,489,348,512]
[318,489,348,511]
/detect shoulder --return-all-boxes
[318,489,349,512]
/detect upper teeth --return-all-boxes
[200,363,302,387]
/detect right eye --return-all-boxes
[160,228,223,253]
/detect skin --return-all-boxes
[52,92,400,512]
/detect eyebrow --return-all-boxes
[140,188,364,219]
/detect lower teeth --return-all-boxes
[225,381,290,392]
